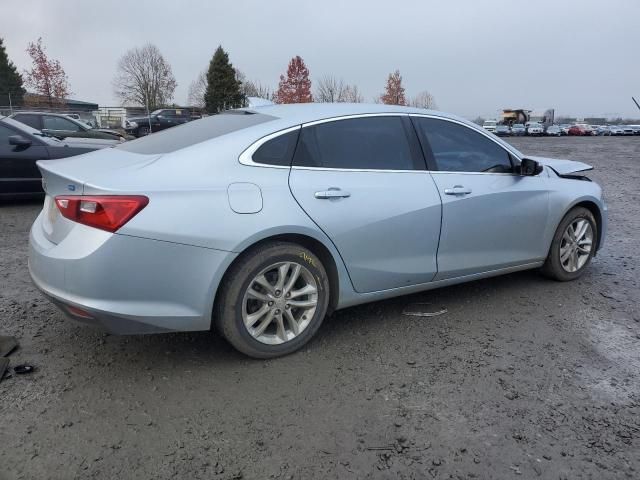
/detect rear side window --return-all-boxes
[414,117,513,173]
[252,130,299,166]
[12,114,41,130]
[293,116,421,170]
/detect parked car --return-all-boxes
[628,125,640,135]
[9,112,127,142]
[511,123,526,136]
[568,124,593,136]
[526,122,544,136]
[0,117,119,197]
[28,104,607,358]
[622,125,635,136]
[495,125,511,136]
[125,109,193,137]
[546,125,562,136]
[560,124,571,135]
[595,126,611,136]
[609,125,625,136]
[482,119,497,133]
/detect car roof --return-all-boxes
[10,111,73,118]
[238,103,470,127]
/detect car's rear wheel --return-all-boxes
[542,207,597,281]
[215,242,330,358]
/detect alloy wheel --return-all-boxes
[242,261,319,345]
[559,218,593,273]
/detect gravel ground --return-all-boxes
[1,136,639,480]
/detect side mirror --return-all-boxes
[9,135,32,148]
[520,158,543,176]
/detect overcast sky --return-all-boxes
[1,0,637,118]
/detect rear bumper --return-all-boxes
[29,211,236,334]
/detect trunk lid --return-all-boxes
[37,148,160,244]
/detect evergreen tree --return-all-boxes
[0,38,25,106]
[205,46,244,114]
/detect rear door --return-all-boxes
[0,123,50,195]
[412,116,550,280]
[289,115,442,293]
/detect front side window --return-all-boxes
[414,117,513,173]
[43,116,82,132]
[252,130,299,166]
[293,116,421,170]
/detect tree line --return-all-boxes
[0,38,437,112]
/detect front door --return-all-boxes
[289,115,442,293]
[0,124,49,195]
[412,116,550,280]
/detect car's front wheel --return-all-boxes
[215,242,330,358]
[542,207,597,281]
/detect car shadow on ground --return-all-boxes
[57,268,560,370]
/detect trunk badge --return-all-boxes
[67,184,76,191]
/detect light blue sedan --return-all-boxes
[29,104,607,358]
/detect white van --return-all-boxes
[483,119,497,133]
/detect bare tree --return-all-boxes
[409,90,437,110]
[315,75,345,102]
[113,44,177,110]
[187,70,207,108]
[342,84,364,103]
[316,75,364,103]
[242,80,273,100]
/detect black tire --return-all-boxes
[138,126,150,137]
[541,207,597,281]
[215,241,330,359]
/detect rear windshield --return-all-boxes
[117,111,276,154]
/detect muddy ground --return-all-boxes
[1,136,639,479]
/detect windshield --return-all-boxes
[116,111,277,154]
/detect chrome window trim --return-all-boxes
[291,166,426,174]
[238,125,301,169]
[301,112,408,127]
[239,112,526,176]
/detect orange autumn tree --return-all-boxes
[24,37,70,107]
[380,69,406,106]
[275,56,312,104]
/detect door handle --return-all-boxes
[444,185,472,195]
[314,188,351,199]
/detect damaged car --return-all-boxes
[28,104,607,358]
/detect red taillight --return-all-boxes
[55,195,148,232]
